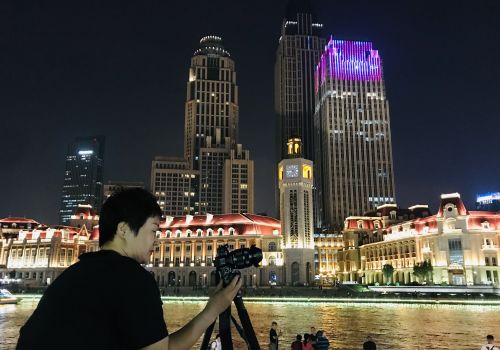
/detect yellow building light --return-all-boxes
[302,164,312,179]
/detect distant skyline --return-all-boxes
[1,0,499,224]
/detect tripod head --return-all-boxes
[214,244,262,285]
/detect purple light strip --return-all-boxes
[315,36,382,91]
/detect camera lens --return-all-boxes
[231,244,263,269]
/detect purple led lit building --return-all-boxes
[314,38,396,228]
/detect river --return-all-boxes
[1,300,498,349]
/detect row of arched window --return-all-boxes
[158,227,237,239]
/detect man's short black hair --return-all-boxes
[296,334,302,341]
[487,335,494,340]
[98,188,162,246]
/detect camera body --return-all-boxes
[214,244,263,285]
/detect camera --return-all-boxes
[214,244,263,285]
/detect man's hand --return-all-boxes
[204,276,242,319]
[143,276,242,350]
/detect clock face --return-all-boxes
[285,164,299,178]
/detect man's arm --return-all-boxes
[142,277,242,350]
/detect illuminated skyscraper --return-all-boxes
[275,0,325,161]
[275,0,326,224]
[223,145,254,214]
[59,136,105,225]
[184,36,238,170]
[152,36,253,216]
[314,38,396,228]
[278,137,315,285]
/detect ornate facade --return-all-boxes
[338,193,500,286]
[0,214,284,288]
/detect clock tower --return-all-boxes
[278,137,315,285]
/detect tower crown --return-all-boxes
[286,137,303,158]
[194,35,230,57]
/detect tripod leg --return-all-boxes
[200,321,216,350]
[233,294,260,350]
[219,306,233,350]
[230,314,249,348]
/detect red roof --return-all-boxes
[0,217,40,225]
[90,214,281,241]
[72,205,98,218]
[437,195,469,217]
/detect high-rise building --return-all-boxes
[223,144,254,214]
[314,38,396,228]
[152,36,253,217]
[275,0,326,161]
[59,136,104,225]
[103,181,145,200]
[184,36,238,170]
[151,157,198,216]
[275,0,326,224]
[278,137,315,285]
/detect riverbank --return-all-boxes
[15,294,500,307]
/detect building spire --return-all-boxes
[285,0,317,20]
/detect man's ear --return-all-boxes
[116,222,130,239]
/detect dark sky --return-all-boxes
[1,0,499,224]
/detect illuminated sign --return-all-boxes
[476,192,500,204]
[78,150,94,155]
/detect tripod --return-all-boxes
[200,277,260,350]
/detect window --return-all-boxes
[448,239,463,266]
[268,242,277,252]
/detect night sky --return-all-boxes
[1,0,499,224]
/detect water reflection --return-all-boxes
[1,301,499,349]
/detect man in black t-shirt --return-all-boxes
[17,188,242,350]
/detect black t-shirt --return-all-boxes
[17,250,168,350]
[270,328,278,346]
